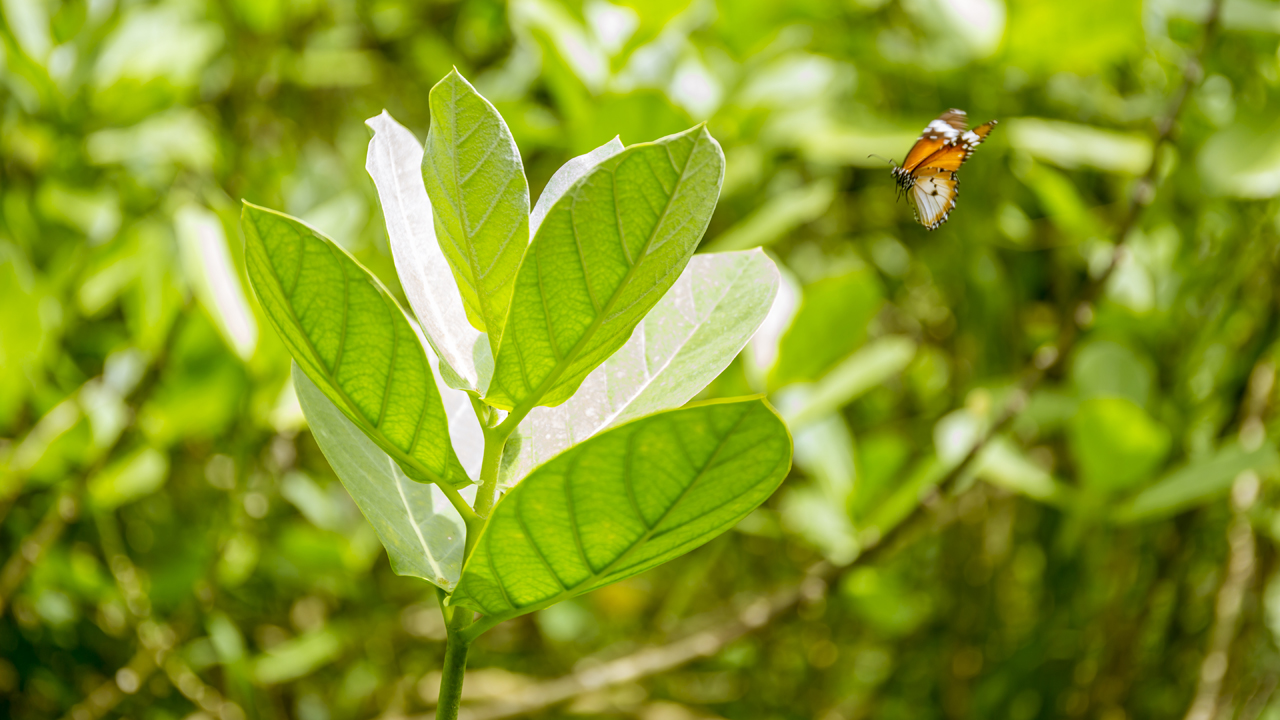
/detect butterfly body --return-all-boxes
[892,109,996,230]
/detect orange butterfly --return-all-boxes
[891,109,997,230]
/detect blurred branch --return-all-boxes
[62,511,249,720]
[413,563,829,720]
[1183,360,1272,720]
[447,3,1229,718]
[0,485,81,617]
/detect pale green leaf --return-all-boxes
[702,179,835,253]
[241,202,469,488]
[769,268,883,390]
[1113,442,1280,523]
[422,70,530,353]
[175,204,257,361]
[485,124,725,411]
[1069,397,1170,494]
[87,446,168,510]
[975,437,1072,505]
[449,399,791,620]
[250,629,343,686]
[294,367,469,590]
[366,111,489,393]
[1071,339,1154,407]
[780,336,916,429]
[1005,118,1152,174]
[501,250,779,486]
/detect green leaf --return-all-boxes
[293,366,468,590]
[702,179,835,253]
[530,136,624,237]
[422,69,531,353]
[1071,339,1154,407]
[1069,397,1170,494]
[366,111,489,393]
[780,336,916,429]
[241,201,469,488]
[769,268,883,391]
[502,250,779,486]
[485,124,726,411]
[175,203,258,361]
[449,399,791,620]
[1113,442,1280,523]
[87,446,169,510]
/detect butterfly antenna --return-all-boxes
[867,154,897,168]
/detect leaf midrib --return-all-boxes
[252,215,451,487]
[508,130,709,412]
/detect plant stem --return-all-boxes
[436,604,474,720]
[471,427,506,520]
[438,479,483,538]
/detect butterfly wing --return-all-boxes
[909,168,960,231]
[914,120,997,172]
[901,109,969,172]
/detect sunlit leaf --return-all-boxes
[502,250,779,486]
[366,111,489,392]
[241,202,469,488]
[530,136,625,237]
[485,124,725,411]
[423,70,531,353]
[449,399,791,620]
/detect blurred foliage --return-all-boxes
[4,1,1280,719]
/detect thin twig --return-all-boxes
[1183,360,1272,720]
[449,4,1227,717]
[0,486,80,617]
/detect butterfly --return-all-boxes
[891,109,997,230]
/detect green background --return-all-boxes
[4,0,1280,719]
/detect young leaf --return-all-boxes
[242,202,469,488]
[294,367,468,590]
[501,250,779,486]
[422,70,530,354]
[448,399,791,621]
[366,111,489,393]
[485,124,726,411]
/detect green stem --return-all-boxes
[471,427,506,520]
[436,604,473,720]
[438,479,484,538]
